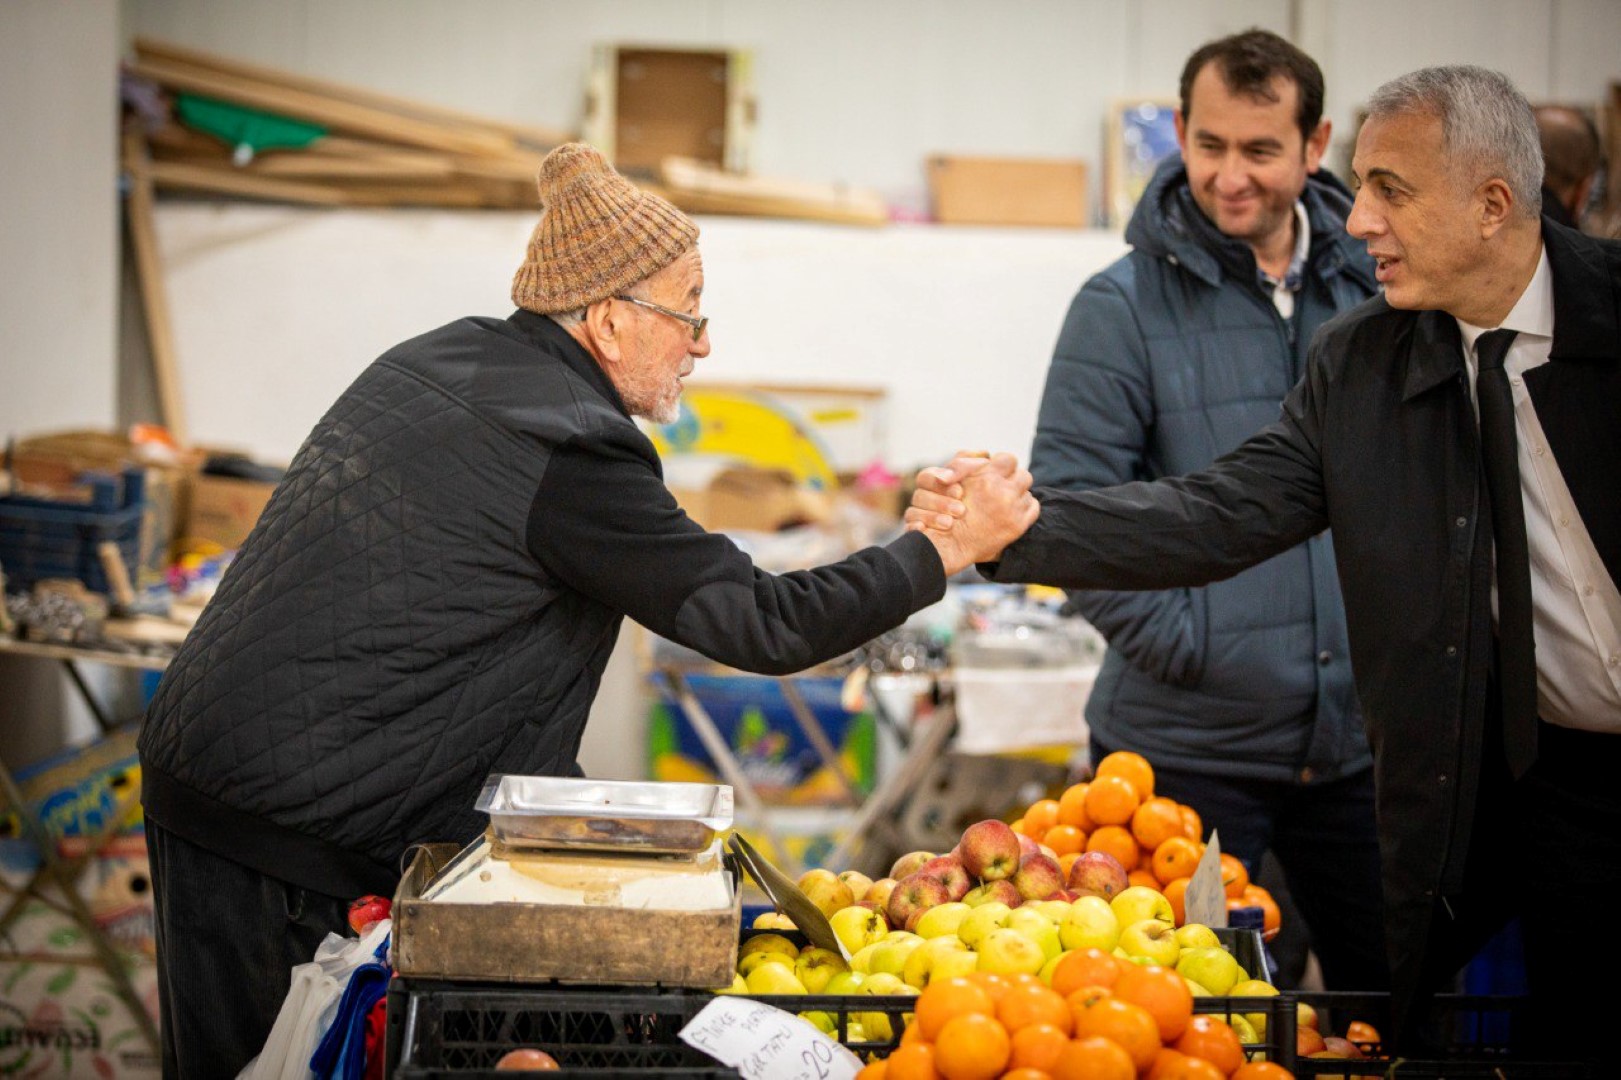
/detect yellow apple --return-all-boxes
[977,927,1046,976]
[794,947,849,994]
[1059,895,1121,953]
[957,902,1012,949]
[745,963,808,995]
[1110,885,1174,928]
[829,904,888,956]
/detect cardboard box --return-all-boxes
[391,843,741,988]
[583,46,756,176]
[928,155,1090,228]
[184,473,275,551]
[664,463,832,533]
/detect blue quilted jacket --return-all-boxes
[1030,156,1377,782]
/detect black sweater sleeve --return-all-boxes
[526,428,946,675]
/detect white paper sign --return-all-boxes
[1183,829,1227,929]
[679,996,864,1080]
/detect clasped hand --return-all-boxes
[905,451,1039,575]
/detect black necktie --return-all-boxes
[1476,328,1538,777]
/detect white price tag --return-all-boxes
[679,997,864,1080]
[1183,829,1227,929]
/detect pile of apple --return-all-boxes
[1296,1005,1382,1065]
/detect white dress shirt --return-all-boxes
[1457,247,1621,731]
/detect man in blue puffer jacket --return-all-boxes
[1031,30,1385,990]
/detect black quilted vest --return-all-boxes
[140,313,627,897]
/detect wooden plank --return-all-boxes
[128,56,515,159]
[121,132,188,444]
[654,158,888,227]
[133,37,572,150]
[144,158,351,205]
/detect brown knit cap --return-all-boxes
[511,143,699,314]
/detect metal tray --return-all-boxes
[474,775,733,853]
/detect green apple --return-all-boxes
[1229,978,1278,1038]
[824,971,867,995]
[797,868,856,918]
[1229,1013,1261,1046]
[794,947,849,994]
[849,943,881,974]
[902,935,968,989]
[829,904,888,956]
[1038,952,1065,985]
[1117,918,1180,967]
[1005,909,1063,961]
[745,963,808,995]
[1110,885,1174,928]
[904,943,979,989]
[798,1010,837,1034]
[738,951,797,977]
[913,901,973,939]
[867,937,924,977]
[957,902,1012,949]
[977,927,1046,976]
[1027,900,1074,923]
[863,971,907,995]
[1175,946,1243,996]
[740,933,800,961]
[1059,895,1121,953]
[1174,923,1221,950]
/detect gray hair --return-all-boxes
[1366,65,1543,219]
[548,307,588,330]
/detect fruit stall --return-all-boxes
[362,743,1591,1080]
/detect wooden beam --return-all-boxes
[144,159,351,205]
[655,158,889,227]
[128,56,515,159]
[120,131,187,444]
[133,37,572,150]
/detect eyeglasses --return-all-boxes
[614,295,709,342]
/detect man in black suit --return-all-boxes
[912,65,1620,1066]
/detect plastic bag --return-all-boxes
[238,918,391,1080]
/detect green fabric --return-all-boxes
[176,94,326,155]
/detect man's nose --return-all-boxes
[1346,189,1376,239]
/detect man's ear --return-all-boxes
[1304,118,1331,174]
[1477,176,1515,238]
[583,298,624,367]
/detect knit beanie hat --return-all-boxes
[511,143,699,314]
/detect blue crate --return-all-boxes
[0,468,145,595]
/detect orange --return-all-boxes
[1345,1018,1382,1050]
[1173,1015,1245,1076]
[1179,804,1203,841]
[1218,853,1250,899]
[1162,877,1191,926]
[1240,883,1282,940]
[1082,774,1141,826]
[1152,1054,1226,1080]
[854,1061,888,1080]
[884,1042,942,1080]
[964,970,1013,1004]
[1056,783,1094,830]
[1146,1048,1191,1079]
[1010,817,1029,836]
[913,976,996,1041]
[1071,995,1162,1071]
[1152,836,1204,885]
[1084,824,1140,868]
[1128,868,1161,890]
[1131,797,1187,851]
[1024,798,1062,835]
[1095,750,1155,798]
[1058,852,1081,880]
[1050,1036,1136,1080]
[1049,948,1123,997]
[1007,1021,1069,1072]
[1231,1063,1295,1080]
[1042,824,1087,857]
[1000,1070,1055,1080]
[932,1012,1011,1080]
[997,982,1073,1036]
[1138,847,1158,871]
[899,1021,928,1047]
[1113,962,1194,1041]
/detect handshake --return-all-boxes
[905,451,1041,576]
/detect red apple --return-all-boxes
[495,1048,560,1070]
[1297,1026,1327,1056]
[889,850,936,881]
[1321,1036,1366,1059]
[963,879,1023,908]
[1016,833,1043,860]
[1067,851,1130,900]
[1012,854,1065,901]
[958,820,1021,881]
[886,872,952,930]
[1045,888,1079,902]
[865,878,898,912]
[347,894,391,935]
[919,855,973,901]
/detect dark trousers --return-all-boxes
[1406,718,1621,1065]
[1091,742,1388,991]
[148,821,351,1078]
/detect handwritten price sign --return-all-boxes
[679,997,865,1080]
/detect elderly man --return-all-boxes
[139,143,1035,1075]
[916,66,1619,1064]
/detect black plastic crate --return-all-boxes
[1284,991,1600,1079]
[0,467,145,594]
